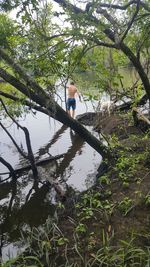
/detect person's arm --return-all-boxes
[76,89,82,101]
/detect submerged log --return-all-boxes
[0,154,64,176]
[132,108,150,132]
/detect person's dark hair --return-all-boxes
[70,81,75,85]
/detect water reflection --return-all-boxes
[0,98,102,261]
[56,129,84,179]
[36,124,68,160]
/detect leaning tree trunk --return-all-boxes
[103,28,150,102]
[0,49,113,160]
[120,43,150,101]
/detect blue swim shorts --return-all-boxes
[67,98,76,110]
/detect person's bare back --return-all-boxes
[66,81,81,118]
[67,84,77,98]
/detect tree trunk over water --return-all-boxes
[0,49,113,160]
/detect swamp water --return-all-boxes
[0,66,140,261]
[0,96,102,261]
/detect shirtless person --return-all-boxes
[66,81,81,118]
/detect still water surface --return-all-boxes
[0,97,101,189]
[0,96,102,261]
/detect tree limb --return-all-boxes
[0,120,28,159]
[120,0,140,43]
[0,157,16,179]
[87,1,150,12]
[0,90,49,115]
[0,99,38,177]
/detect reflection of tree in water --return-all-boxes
[0,176,55,260]
[55,129,84,179]
[19,183,55,227]
[0,124,85,260]
[36,124,68,159]
[34,124,85,181]
[0,177,17,259]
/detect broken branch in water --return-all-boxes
[0,154,65,178]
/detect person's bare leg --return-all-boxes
[72,109,75,119]
[67,110,71,116]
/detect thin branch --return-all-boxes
[0,67,55,119]
[39,32,71,41]
[0,90,50,115]
[136,30,150,60]
[0,48,52,98]
[0,120,28,159]
[0,157,16,179]
[120,0,140,43]
[0,99,38,177]
[87,1,150,12]
[85,36,117,49]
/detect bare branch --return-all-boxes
[0,157,16,179]
[88,1,150,12]
[136,30,150,60]
[0,103,28,159]
[39,32,71,41]
[96,7,119,44]
[0,90,50,115]
[0,48,52,99]
[0,99,38,176]
[120,0,140,43]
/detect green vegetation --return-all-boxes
[0,0,150,266]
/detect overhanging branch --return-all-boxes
[87,0,150,12]
[120,0,140,43]
[0,90,50,115]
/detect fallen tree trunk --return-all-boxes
[0,48,113,160]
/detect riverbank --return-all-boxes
[2,111,150,267]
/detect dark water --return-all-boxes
[0,97,102,261]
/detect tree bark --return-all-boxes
[103,28,150,101]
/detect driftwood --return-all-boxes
[0,154,64,176]
[0,154,67,197]
[114,94,148,112]
[132,108,150,132]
